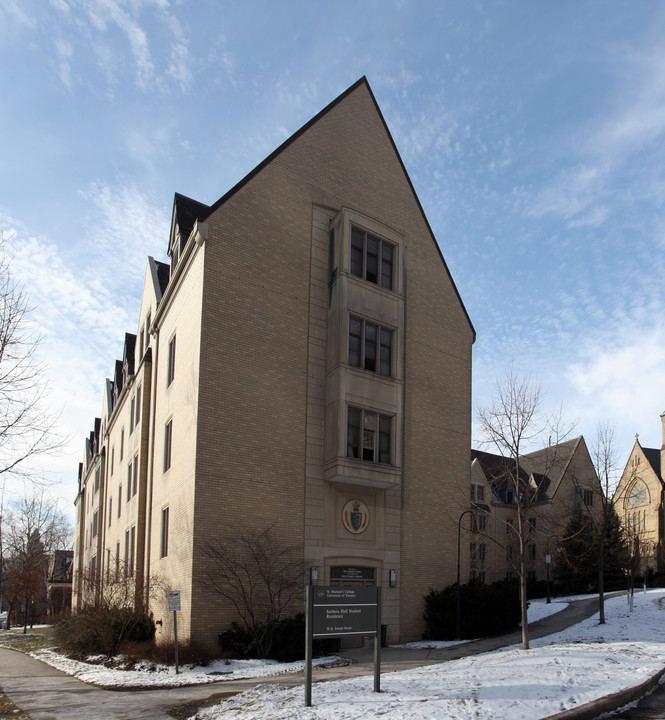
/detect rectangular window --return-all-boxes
[164,420,173,471]
[583,489,594,507]
[118,486,122,517]
[132,454,138,497]
[115,541,120,581]
[106,548,110,584]
[139,329,145,358]
[135,384,141,427]
[111,447,114,476]
[350,226,395,290]
[130,397,135,433]
[108,497,112,527]
[127,464,132,501]
[120,429,124,460]
[92,510,98,538]
[347,407,393,465]
[129,526,135,577]
[348,316,393,377]
[527,517,537,535]
[161,507,169,559]
[527,544,537,562]
[167,335,176,386]
[94,467,100,494]
[124,531,129,578]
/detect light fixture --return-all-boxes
[310,566,319,585]
[389,569,397,587]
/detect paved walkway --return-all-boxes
[0,594,631,720]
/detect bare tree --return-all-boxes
[0,233,67,611]
[0,233,65,480]
[590,421,623,623]
[57,562,164,657]
[477,365,572,649]
[200,526,304,658]
[2,490,72,630]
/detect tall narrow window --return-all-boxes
[139,329,145,358]
[347,407,393,465]
[167,335,176,386]
[106,548,111,584]
[132,454,139,497]
[127,464,132,501]
[124,531,129,578]
[164,420,173,471]
[130,397,135,433]
[135,384,141,427]
[161,507,169,559]
[118,485,122,517]
[111,447,114,476]
[120,429,124,460]
[349,226,396,290]
[115,541,120,581]
[129,525,135,577]
[108,497,112,527]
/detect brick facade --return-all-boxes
[73,78,475,646]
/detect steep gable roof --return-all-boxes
[200,76,475,341]
[642,446,661,478]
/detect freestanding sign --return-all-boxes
[168,590,181,674]
[305,585,381,706]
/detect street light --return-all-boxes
[456,508,476,641]
[545,536,557,604]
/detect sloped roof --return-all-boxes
[173,193,209,238]
[522,436,582,498]
[642,447,661,478]
[197,76,475,341]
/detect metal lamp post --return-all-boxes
[456,508,475,641]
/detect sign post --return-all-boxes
[305,585,381,706]
[168,590,181,674]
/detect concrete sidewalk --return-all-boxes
[0,593,652,720]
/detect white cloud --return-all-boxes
[54,38,74,90]
[0,185,170,512]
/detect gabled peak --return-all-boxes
[169,193,210,272]
[123,333,137,380]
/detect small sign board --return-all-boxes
[312,586,378,637]
[168,590,181,612]
[330,566,375,581]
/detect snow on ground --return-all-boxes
[28,650,348,688]
[191,591,665,720]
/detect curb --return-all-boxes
[542,665,665,720]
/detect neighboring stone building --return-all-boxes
[469,436,603,585]
[47,550,73,617]
[73,78,475,647]
[613,419,665,576]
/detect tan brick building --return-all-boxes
[469,437,603,585]
[613,416,665,576]
[73,77,475,647]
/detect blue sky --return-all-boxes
[2,1,664,512]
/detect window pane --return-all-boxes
[351,229,364,278]
[380,328,392,376]
[349,317,362,367]
[347,408,361,458]
[363,412,376,461]
[381,243,394,289]
[364,323,377,372]
[366,236,378,283]
[379,415,391,464]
